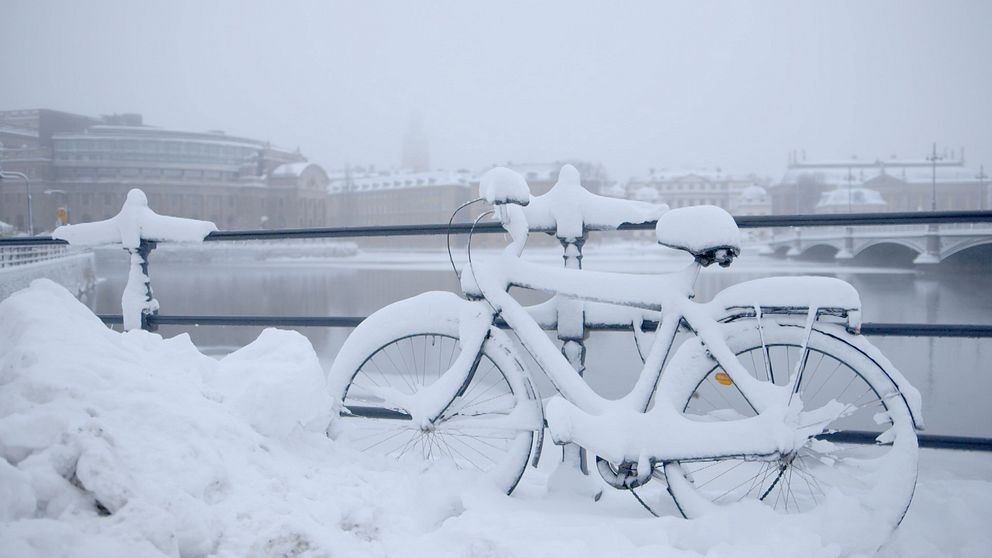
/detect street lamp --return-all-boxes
[977,165,989,210]
[926,143,942,212]
[0,164,33,235]
[845,167,855,213]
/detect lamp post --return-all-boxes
[926,143,942,212]
[845,167,854,213]
[0,165,33,235]
[978,165,988,210]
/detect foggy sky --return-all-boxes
[2,0,990,180]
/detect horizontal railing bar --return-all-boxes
[205,222,502,241]
[820,431,992,452]
[726,210,992,228]
[96,314,992,338]
[0,237,70,247]
[917,433,992,451]
[4,210,992,245]
[858,323,992,337]
[155,315,367,327]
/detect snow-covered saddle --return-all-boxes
[655,205,741,266]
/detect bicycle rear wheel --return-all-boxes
[636,320,918,533]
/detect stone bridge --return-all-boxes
[765,223,992,267]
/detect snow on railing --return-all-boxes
[53,188,217,331]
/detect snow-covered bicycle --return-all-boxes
[328,165,922,531]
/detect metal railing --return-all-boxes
[3,209,992,451]
[0,244,73,268]
[3,209,992,247]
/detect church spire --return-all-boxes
[402,114,430,172]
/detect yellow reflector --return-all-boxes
[715,372,733,386]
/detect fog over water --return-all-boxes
[3,0,991,177]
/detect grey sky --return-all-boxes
[2,0,989,180]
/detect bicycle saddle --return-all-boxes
[655,205,741,266]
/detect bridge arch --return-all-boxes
[770,245,791,258]
[798,243,840,261]
[940,241,992,272]
[852,238,925,258]
[941,237,992,260]
[851,241,921,267]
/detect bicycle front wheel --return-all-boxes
[638,320,919,533]
[327,293,540,494]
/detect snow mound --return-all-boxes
[0,281,987,557]
[0,280,482,557]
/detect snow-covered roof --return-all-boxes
[629,168,753,185]
[502,163,561,182]
[599,182,627,198]
[269,162,313,177]
[328,168,475,194]
[0,126,39,139]
[738,185,768,202]
[53,125,297,157]
[780,158,982,186]
[817,187,887,207]
[632,185,660,202]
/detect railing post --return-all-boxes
[558,235,589,475]
[129,239,159,332]
[51,189,214,332]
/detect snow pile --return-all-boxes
[0,280,478,557]
[0,281,988,557]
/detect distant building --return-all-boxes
[328,166,476,228]
[0,109,329,232]
[771,153,988,214]
[624,168,768,214]
[731,185,772,216]
[816,185,887,214]
[328,160,610,228]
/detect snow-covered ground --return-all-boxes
[1,280,988,557]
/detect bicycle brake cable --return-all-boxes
[447,198,485,280]
[467,209,500,314]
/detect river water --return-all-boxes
[85,238,992,439]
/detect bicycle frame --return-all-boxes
[398,245,836,466]
[477,251,789,412]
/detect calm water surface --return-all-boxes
[87,240,992,438]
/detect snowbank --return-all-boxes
[0,281,988,557]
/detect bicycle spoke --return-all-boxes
[338,332,532,495]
